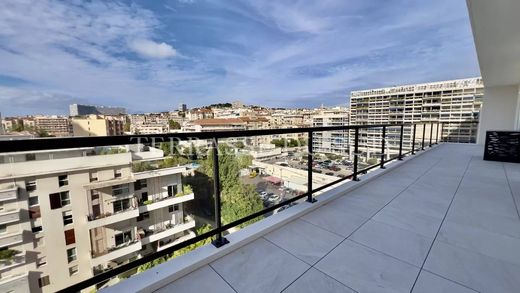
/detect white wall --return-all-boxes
[477,84,520,144]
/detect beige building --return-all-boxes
[71,115,125,137]
[34,116,71,137]
[350,77,484,160]
[0,146,195,292]
[312,107,351,156]
[186,108,214,121]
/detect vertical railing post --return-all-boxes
[398,125,404,160]
[440,122,444,143]
[380,126,386,169]
[211,138,228,248]
[421,124,426,151]
[411,124,416,155]
[436,122,440,144]
[429,123,433,147]
[306,131,316,203]
[352,128,360,181]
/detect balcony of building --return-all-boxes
[139,216,196,245]
[0,209,19,225]
[0,232,23,248]
[107,143,520,293]
[0,272,29,292]
[86,204,139,229]
[138,193,194,213]
[0,185,17,202]
[91,240,142,268]
[0,250,25,271]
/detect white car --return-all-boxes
[259,191,268,199]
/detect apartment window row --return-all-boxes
[112,184,129,196]
[50,191,70,209]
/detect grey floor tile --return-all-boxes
[264,219,344,265]
[372,205,442,238]
[155,265,235,293]
[282,268,355,293]
[412,270,477,293]
[424,241,520,293]
[316,240,420,293]
[331,196,385,219]
[301,203,368,237]
[350,220,433,266]
[388,195,448,220]
[438,221,520,265]
[211,238,309,293]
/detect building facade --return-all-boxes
[312,107,351,156]
[71,115,125,137]
[0,147,195,292]
[69,104,127,117]
[350,77,484,160]
[34,116,72,137]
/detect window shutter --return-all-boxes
[49,193,61,209]
[29,206,41,219]
[64,229,76,245]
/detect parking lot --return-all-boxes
[260,153,353,178]
[240,175,301,208]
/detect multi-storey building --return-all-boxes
[34,116,72,137]
[350,77,484,159]
[186,108,213,121]
[0,146,195,292]
[69,104,127,117]
[71,115,125,137]
[312,107,350,156]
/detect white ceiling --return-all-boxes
[467,0,520,87]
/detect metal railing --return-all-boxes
[0,121,477,292]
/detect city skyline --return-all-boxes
[0,0,480,116]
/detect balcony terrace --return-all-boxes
[107,143,520,293]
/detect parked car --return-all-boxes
[325,172,334,176]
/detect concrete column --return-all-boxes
[477,84,520,144]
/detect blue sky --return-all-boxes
[0,0,480,115]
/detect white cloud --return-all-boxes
[129,39,177,59]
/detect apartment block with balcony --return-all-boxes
[0,146,195,292]
[312,107,351,157]
[350,77,484,160]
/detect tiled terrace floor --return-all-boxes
[157,144,520,293]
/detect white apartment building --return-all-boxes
[350,77,484,160]
[0,147,195,292]
[312,107,350,156]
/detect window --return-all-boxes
[64,229,75,245]
[134,179,147,190]
[90,172,98,182]
[37,256,47,267]
[115,230,132,246]
[113,199,130,213]
[26,180,36,192]
[114,169,122,178]
[32,225,43,233]
[25,153,36,161]
[112,184,129,196]
[91,190,99,201]
[0,224,6,234]
[67,247,77,263]
[168,185,179,197]
[58,175,68,187]
[69,265,78,276]
[137,211,149,222]
[141,192,148,203]
[38,276,50,288]
[168,205,179,213]
[29,206,41,219]
[49,191,70,209]
[63,211,73,225]
[28,196,39,206]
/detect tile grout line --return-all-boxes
[208,263,239,293]
[409,154,475,293]
[420,268,481,293]
[502,163,520,220]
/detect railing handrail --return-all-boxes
[0,121,478,153]
[0,120,478,293]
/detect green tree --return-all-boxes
[168,120,181,129]
[234,141,245,149]
[124,122,131,132]
[367,158,379,165]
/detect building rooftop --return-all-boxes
[109,143,520,293]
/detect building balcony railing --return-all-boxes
[0,121,479,293]
[0,272,29,289]
[140,216,196,245]
[0,186,17,202]
[0,232,23,248]
[138,193,194,213]
[91,240,142,267]
[86,206,139,229]
[0,209,19,225]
